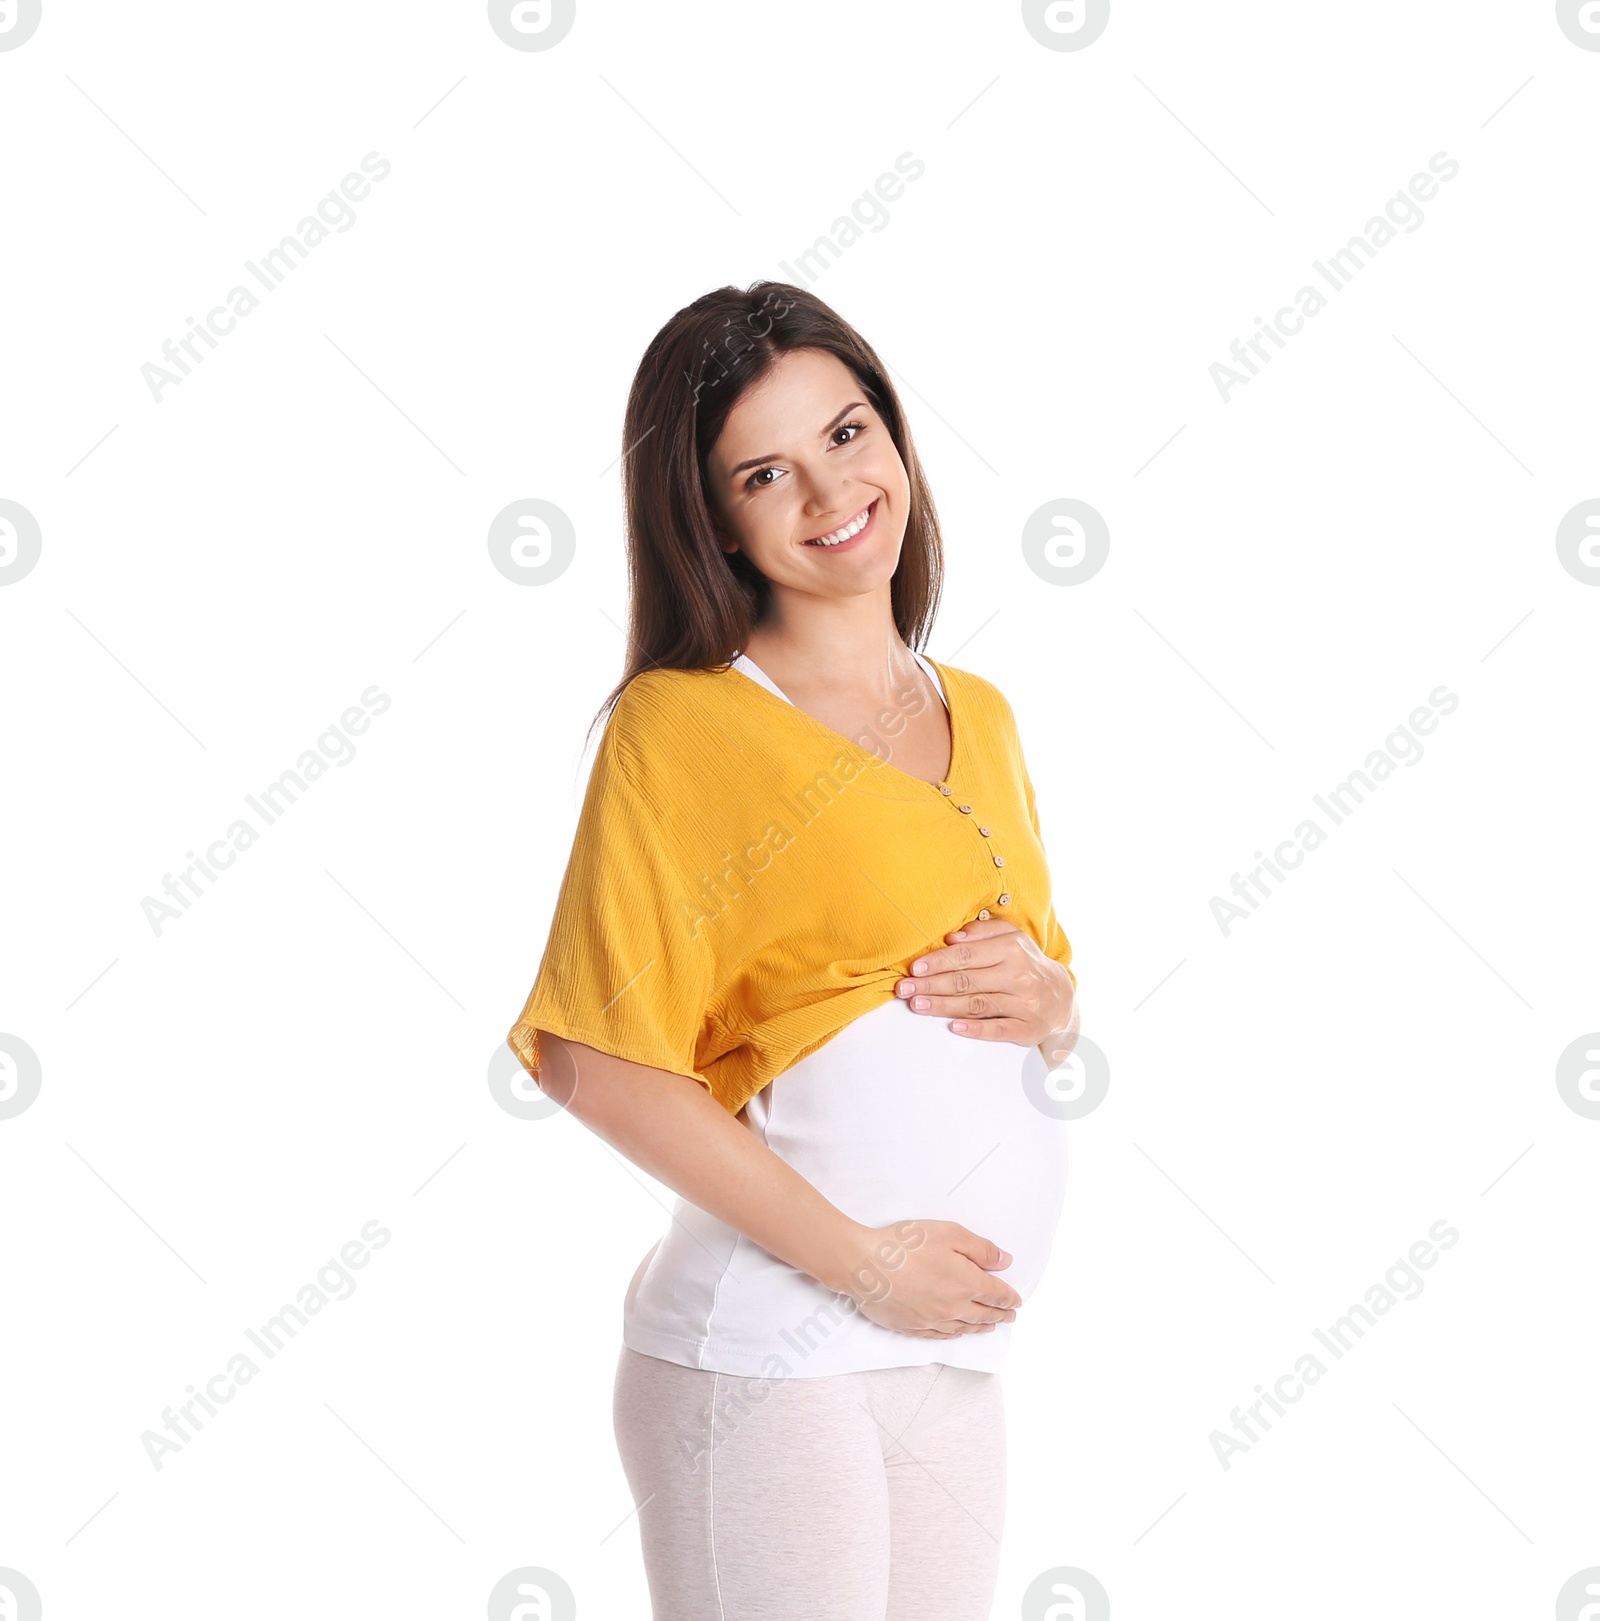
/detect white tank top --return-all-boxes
[620,650,1071,1377]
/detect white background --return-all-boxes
[2,2,1597,1616]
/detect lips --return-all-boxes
[803,498,878,548]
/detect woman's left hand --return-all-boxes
[896,917,1078,1063]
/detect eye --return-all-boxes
[743,421,869,492]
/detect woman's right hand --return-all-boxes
[834,1220,1021,1339]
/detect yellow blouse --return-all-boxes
[506,656,1076,1117]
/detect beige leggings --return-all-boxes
[611,1344,1007,1619]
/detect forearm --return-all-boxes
[533,1030,870,1294]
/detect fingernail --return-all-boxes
[912,959,927,974]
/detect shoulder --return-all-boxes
[609,663,736,735]
[601,664,739,783]
[930,659,1019,730]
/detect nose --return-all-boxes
[801,473,861,520]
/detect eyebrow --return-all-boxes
[727,402,869,480]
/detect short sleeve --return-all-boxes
[506,723,716,1095]
[1022,757,1078,994]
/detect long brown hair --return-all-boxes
[586,280,944,749]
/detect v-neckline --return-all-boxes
[726,650,962,792]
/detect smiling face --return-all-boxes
[705,346,912,605]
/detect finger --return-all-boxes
[898,954,1000,998]
[902,988,1029,1025]
[944,917,1022,944]
[900,945,1010,986]
[898,964,1016,1002]
[944,1014,1034,1043]
[907,923,1022,980]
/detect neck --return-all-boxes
[739,606,924,698]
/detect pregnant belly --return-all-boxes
[743,995,1072,1299]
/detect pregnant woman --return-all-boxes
[506,281,1080,1620]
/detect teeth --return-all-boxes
[806,503,873,546]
